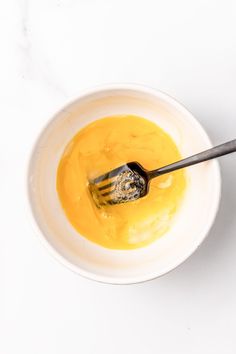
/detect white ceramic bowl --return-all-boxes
[27,84,221,284]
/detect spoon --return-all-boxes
[89,139,236,206]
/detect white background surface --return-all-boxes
[1,1,236,353]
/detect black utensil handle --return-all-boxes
[149,139,236,179]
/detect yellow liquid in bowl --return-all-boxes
[57,115,186,249]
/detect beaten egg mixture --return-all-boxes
[57,115,186,249]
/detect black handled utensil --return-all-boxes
[89,139,236,206]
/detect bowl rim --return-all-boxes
[26,83,221,285]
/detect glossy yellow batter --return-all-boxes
[57,115,186,249]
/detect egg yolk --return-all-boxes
[57,115,186,250]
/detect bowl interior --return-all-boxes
[28,87,220,284]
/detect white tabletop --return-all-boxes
[1,1,236,353]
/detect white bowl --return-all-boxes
[27,84,221,284]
